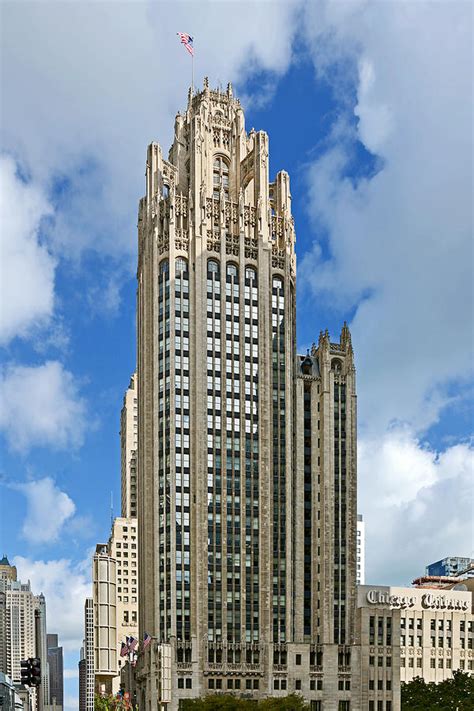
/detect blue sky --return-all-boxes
[0,2,472,709]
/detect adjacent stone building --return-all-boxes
[135,80,361,709]
[356,584,473,710]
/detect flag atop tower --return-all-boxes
[177,32,194,56]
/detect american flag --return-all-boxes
[143,632,152,650]
[177,32,194,56]
[120,642,128,658]
[128,636,138,652]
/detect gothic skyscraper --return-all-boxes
[136,80,359,709]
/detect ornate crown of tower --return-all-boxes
[139,77,295,278]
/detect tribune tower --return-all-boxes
[136,80,359,709]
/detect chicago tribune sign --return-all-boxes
[366,589,469,611]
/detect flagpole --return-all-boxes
[191,51,194,95]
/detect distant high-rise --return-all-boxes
[92,546,117,696]
[92,519,139,695]
[84,599,94,711]
[0,575,37,684]
[136,80,359,707]
[0,556,17,583]
[357,515,366,585]
[86,375,139,698]
[0,570,49,709]
[47,634,63,709]
[426,556,474,578]
[36,593,50,709]
[107,519,139,679]
[78,649,86,711]
[120,374,138,519]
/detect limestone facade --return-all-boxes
[135,80,361,709]
[92,518,139,695]
[356,585,473,711]
[121,374,138,519]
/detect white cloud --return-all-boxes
[359,429,474,585]
[17,477,75,545]
[300,0,473,435]
[13,556,91,652]
[63,669,79,680]
[1,1,299,260]
[0,156,56,345]
[0,361,88,452]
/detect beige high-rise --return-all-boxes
[136,81,360,709]
[0,573,50,710]
[121,374,138,519]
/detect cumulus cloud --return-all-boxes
[0,156,56,345]
[13,556,91,652]
[359,429,474,585]
[0,361,88,452]
[300,0,473,434]
[1,1,299,260]
[17,477,76,545]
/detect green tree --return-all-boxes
[259,694,309,710]
[181,695,254,710]
[94,694,116,711]
[401,670,474,711]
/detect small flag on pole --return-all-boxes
[143,632,151,650]
[129,636,138,652]
[177,32,194,56]
[120,642,128,658]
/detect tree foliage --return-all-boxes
[94,694,131,711]
[180,694,309,711]
[401,670,474,710]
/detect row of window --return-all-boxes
[158,256,284,288]
[402,657,474,670]
[401,618,473,632]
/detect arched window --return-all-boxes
[245,267,257,281]
[159,259,169,275]
[273,276,283,290]
[207,259,219,276]
[331,359,342,373]
[175,257,188,275]
[213,156,229,200]
[226,263,238,278]
[162,184,169,198]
